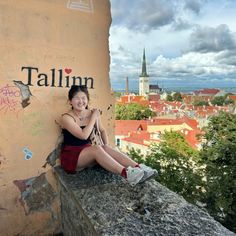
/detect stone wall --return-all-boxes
[54,165,236,236]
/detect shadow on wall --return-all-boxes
[13,173,57,215]
[12,171,62,234]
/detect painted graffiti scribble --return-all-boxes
[23,112,44,136]
[0,97,18,112]
[0,84,21,115]
[67,0,94,13]
[0,84,21,97]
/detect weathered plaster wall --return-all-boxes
[0,0,113,235]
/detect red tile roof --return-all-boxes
[122,131,150,146]
[179,128,202,149]
[115,117,200,136]
[115,120,148,135]
[193,105,228,118]
[229,95,236,101]
[147,116,198,129]
[122,131,160,146]
[148,119,183,126]
[117,95,149,106]
[148,94,160,102]
[164,101,182,108]
[116,119,202,150]
[181,116,198,129]
[193,88,220,96]
[182,95,194,104]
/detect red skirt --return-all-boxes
[60,144,91,174]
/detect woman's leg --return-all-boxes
[77,145,124,174]
[102,145,138,168]
[101,146,158,182]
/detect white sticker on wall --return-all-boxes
[67,0,94,13]
[23,147,33,161]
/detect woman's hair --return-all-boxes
[68,85,89,109]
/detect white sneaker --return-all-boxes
[139,164,158,183]
[126,166,144,186]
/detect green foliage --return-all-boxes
[160,131,199,158]
[211,96,234,106]
[113,91,122,98]
[128,131,203,204]
[115,103,155,120]
[193,100,209,106]
[128,113,236,232]
[172,92,183,101]
[225,98,234,105]
[166,94,173,101]
[200,112,236,232]
[128,148,145,164]
[166,92,182,102]
[211,96,226,106]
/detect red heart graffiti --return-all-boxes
[65,68,72,74]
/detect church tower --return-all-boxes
[139,48,149,95]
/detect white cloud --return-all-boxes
[188,24,236,53]
[109,0,236,90]
[152,52,236,78]
[110,0,175,32]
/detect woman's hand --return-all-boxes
[91,108,100,119]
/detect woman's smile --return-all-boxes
[71,91,88,110]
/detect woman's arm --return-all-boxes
[97,116,108,145]
[61,110,99,140]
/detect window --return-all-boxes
[116,138,120,147]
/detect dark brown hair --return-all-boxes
[68,85,89,109]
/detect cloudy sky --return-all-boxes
[109,0,236,91]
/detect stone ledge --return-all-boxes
[54,165,236,236]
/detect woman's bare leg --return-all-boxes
[77,145,124,174]
[102,145,138,168]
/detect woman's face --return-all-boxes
[70,91,88,111]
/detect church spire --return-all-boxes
[140,48,149,77]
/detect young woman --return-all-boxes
[60,85,157,186]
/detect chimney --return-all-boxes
[125,76,129,95]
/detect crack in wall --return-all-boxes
[42,133,63,168]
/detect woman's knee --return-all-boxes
[102,144,112,153]
[89,145,104,156]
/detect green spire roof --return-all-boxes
[140,48,149,77]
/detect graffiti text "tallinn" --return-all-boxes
[21,66,94,88]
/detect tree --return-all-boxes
[173,92,183,101]
[129,131,204,204]
[113,91,122,98]
[115,103,155,120]
[211,96,226,106]
[115,103,127,120]
[166,94,173,101]
[200,112,236,232]
[193,100,209,106]
[211,96,234,106]
[127,112,236,233]
[225,98,234,105]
